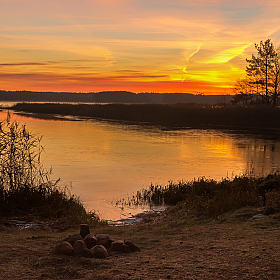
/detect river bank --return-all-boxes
[0,206,279,280]
[6,103,280,135]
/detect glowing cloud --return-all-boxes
[0,0,280,94]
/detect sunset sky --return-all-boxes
[1,0,280,94]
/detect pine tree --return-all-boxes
[246,39,279,104]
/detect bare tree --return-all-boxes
[232,78,256,105]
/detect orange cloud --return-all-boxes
[1,0,280,94]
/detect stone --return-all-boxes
[124,241,141,252]
[62,234,82,247]
[80,248,93,258]
[84,233,97,249]
[91,245,109,259]
[73,240,88,256]
[111,241,130,253]
[80,224,90,239]
[55,241,74,256]
[96,234,114,249]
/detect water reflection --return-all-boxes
[1,110,280,220]
[234,138,280,176]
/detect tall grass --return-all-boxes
[118,173,280,218]
[0,113,99,225]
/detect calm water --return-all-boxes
[1,110,280,221]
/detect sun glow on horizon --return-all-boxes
[1,1,280,94]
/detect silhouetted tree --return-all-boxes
[231,78,257,105]
[270,50,280,105]
[245,39,280,104]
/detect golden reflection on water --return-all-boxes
[1,111,280,220]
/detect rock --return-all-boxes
[80,248,93,258]
[96,234,114,249]
[55,241,74,256]
[80,224,90,239]
[73,240,88,256]
[84,233,97,249]
[124,241,141,252]
[62,234,82,247]
[91,245,109,259]
[111,241,130,253]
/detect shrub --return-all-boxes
[120,173,280,218]
[0,113,99,225]
[0,112,50,191]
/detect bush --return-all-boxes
[0,112,50,190]
[120,173,280,218]
[0,113,99,225]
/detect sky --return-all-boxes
[1,0,280,94]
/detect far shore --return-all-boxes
[4,102,280,137]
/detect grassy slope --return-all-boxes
[0,208,280,280]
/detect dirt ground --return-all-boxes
[0,209,279,280]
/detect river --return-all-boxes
[1,109,280,221]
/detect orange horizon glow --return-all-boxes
[1,1,280,95]
[0,78,232,95]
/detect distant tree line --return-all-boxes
[232,39,280,106]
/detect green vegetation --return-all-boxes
[118,173,280,218]
[8,102,280,131]
[0,113,100,226]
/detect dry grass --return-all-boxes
[0,208,279,280]
[118,173,280,219]
[0,113,100,226]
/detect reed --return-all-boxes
[117,173,280,218]
[0,113,100,225]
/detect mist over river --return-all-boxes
[2,109,280,221]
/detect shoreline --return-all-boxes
[4,102,280,139]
